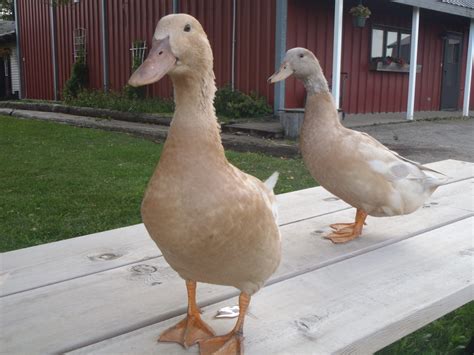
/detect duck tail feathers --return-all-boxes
[425,175,450,192]
[264,171,279,191]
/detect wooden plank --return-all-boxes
[68,218,474,355]
[0,179,472,354]
[0,224,154,297]
[1,160,471,297]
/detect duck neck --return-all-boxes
[302,71,330,96]
[303,88,343,132]
[166,69,225,158]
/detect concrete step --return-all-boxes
[222,121,284,139]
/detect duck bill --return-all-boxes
[268,62,293,83]
[128,37,176,87]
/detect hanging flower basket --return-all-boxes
[349,4,371,28]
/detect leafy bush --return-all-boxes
[63,85,272,119]
[63,57,88,100]
[214,85,272,119]
[64,89,174,114]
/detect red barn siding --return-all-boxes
[106,0,173,98]
[235,0,276,102]
[180,0,233,88]
[180,0,275,102]
[17,0,54,100]
[285,0,334,109]
[16,0,471,112]
[286,0,472,114]
[55,0,103,96]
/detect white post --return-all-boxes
[13,0,23,98]
[332,0,343,109]
[101,0,109,92]
[407,6,420,120]
[231,0,236,91]
[274,0,287,112]
[49,4,58,101]
[462,18,473,117]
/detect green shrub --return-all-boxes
[214,85,272,119]
[63,85,272,119]
[64,89,174,114]
[63,57,88,100]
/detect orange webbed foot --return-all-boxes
[324,226,362,244]
[159,313,216,348]
[329,222,355,231]
[325,209,368,244]
[198,331,243,355]
[159,280,216,348]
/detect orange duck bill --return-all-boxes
[128,36,176,87]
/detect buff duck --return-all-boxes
[128,14,281,354]
[269,47,446,244]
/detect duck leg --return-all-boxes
[199,292,250,355]
[325,209,368,244]
[159,280,215,348]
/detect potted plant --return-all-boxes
[349,4,371,28]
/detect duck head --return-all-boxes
[268,47,328,93]
[128,14,213,87]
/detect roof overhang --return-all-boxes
[390,0,474,18]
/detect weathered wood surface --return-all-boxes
[0,161,472,354]
[1,160,472,297]
[69,218,473,355]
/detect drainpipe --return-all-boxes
[172,0,179,13]
[274,0,287,112]
[13,0,23,99]
[49,3,59,101]
[406,6,420,120]
[332,0,343,110]
[101,0,109,92]
[462,18,473,117]
[231,0,237,90]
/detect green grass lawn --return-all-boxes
[1,115,472,353]
[0,115,314,252]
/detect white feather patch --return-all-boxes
[264,171,279,191]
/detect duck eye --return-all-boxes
[299,54,304,58]
[184,24,191,32]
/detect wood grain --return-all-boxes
[69,218,473,355]
[1,177,472,354]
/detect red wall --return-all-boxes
[55,0,103,95]
[180,0,233,88]
[23,0,274,102]
[17,0,54,100]
[286,0,473,113]
[180,0,275,100]
[17,0,471,112]
[106,0,173,98]
[235,0,276,102]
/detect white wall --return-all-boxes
[0,43,20,96]
[9,43,20,95]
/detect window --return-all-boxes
[370,26,411,64]
[130,40,147,72]
[73,28,87,63]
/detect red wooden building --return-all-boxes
[14,0,474,116]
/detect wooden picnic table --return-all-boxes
[1,159,473,354]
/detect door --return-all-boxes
[440,34,462,110]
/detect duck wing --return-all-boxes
[353,131,448,189]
